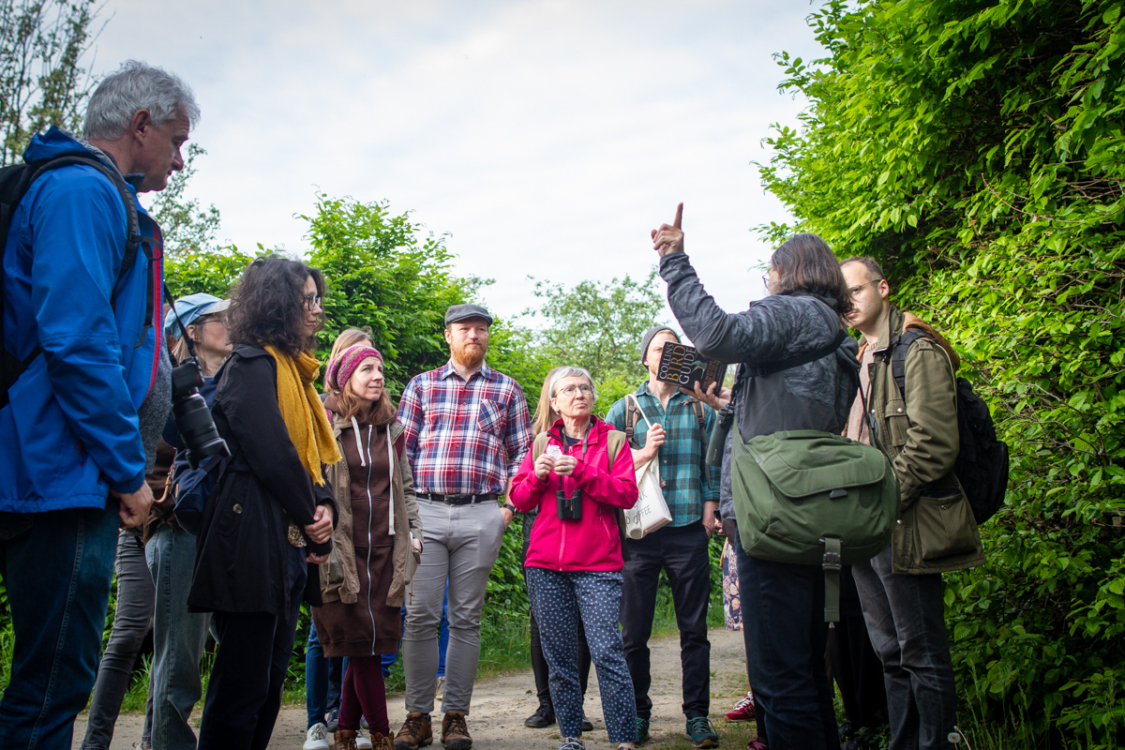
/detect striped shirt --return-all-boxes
[397,361,532,496]
[605,381,718,527]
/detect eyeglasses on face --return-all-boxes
[848,280,881,299]
[556,384,594,397]
[302,293,322,311]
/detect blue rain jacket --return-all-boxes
[0,126,163,512]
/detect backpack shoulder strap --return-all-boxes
[890,329,932,400]
[688,399,712,484]
[605,429,627,466]
[532,432,551,463]
[624,393,645,444]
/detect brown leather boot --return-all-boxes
[394,712,433,750]
[371,733,396,750]
[335,729,359,750]
[441,712,472,750]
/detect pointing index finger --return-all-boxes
[673,202,683,230]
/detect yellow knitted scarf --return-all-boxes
[264,346,341,484]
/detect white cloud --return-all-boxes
[92,0,824,325]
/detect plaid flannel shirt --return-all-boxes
[397,361,532,496]
[605,381,718,527]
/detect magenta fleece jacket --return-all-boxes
[510,416,638,572]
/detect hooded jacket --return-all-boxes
[659,252,861,521]
[510,416,638,572]
[319,400,422,609]
[0,127,163,511]
[858,305,984,574]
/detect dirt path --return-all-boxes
[74,628,753,750]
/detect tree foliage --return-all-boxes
[520,271,670,412]
[0,0,96,165]
[760,0,1125,743]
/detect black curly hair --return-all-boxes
[227,255,326,356]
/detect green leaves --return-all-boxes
[762,0,1125,742]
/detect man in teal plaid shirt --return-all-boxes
[604,326,720,750]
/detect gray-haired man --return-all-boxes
[0,60,198,749]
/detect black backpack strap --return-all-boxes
[624,393,643,444]
[888,329,932,401]
[0,153,143,409]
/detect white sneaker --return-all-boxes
[356,730,373,750]
[304,723,330,750]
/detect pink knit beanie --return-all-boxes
[326,344,383,392]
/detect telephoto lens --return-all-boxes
[171,358,230,469]
[556,487,582,520]
[706,403,736,467]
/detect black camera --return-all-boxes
[171,357,230,469]
[706,403,735,467]
[557,487,582,520]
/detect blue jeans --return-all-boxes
[0,502,121,750]
[146,524,212,750]
[306,619,344,728]
[735,541,840,750]
[852,545,957,750]
[526,567,635,743]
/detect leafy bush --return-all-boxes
[758,0,1124,744]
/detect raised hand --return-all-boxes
[651,203,684,257]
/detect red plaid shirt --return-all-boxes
[397,361,533,496]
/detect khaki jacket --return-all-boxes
[320,418,422,607]
[859,306,984,574]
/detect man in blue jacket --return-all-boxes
[0,60,199,749]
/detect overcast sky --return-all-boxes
[91,0,824,326]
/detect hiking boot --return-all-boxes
[686,717,720,748]
[394,712,433,750]
[371,733,396,750]
[524,704,556,728]
[634,717,651,746]
[581,715,594,733]
[725,692,756,722]
[357,731,373,750]
[441,711,472,750]
[335,729,359,750]
[305,723,331,750]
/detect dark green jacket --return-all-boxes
[860,306,984,574]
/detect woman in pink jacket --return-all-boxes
[510,366,640,750]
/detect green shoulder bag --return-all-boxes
[731,429,899,622]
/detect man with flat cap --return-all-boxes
[394,304,533,750]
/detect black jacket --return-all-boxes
[188,344,336,617]
[659,252,861,520]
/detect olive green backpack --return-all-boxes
[728,336,900,622]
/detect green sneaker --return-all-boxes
[635,717,651,746]
[686,717,719,748]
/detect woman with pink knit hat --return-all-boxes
[313,340,423,750]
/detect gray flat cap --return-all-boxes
[445,303,493,327]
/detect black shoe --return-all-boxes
[525,705,556,729]
[580,717,593,733]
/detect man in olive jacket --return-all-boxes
[840,257,983,750]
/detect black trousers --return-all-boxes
[198,546,306,750]
[620,522,712,720]
[827,566,888,731]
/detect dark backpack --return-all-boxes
[889,330,1010,524]
[169,362,230,535]
[0,153,141,409]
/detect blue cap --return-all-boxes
[164,293,230,340]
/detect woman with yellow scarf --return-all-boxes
[187,256,339,750]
